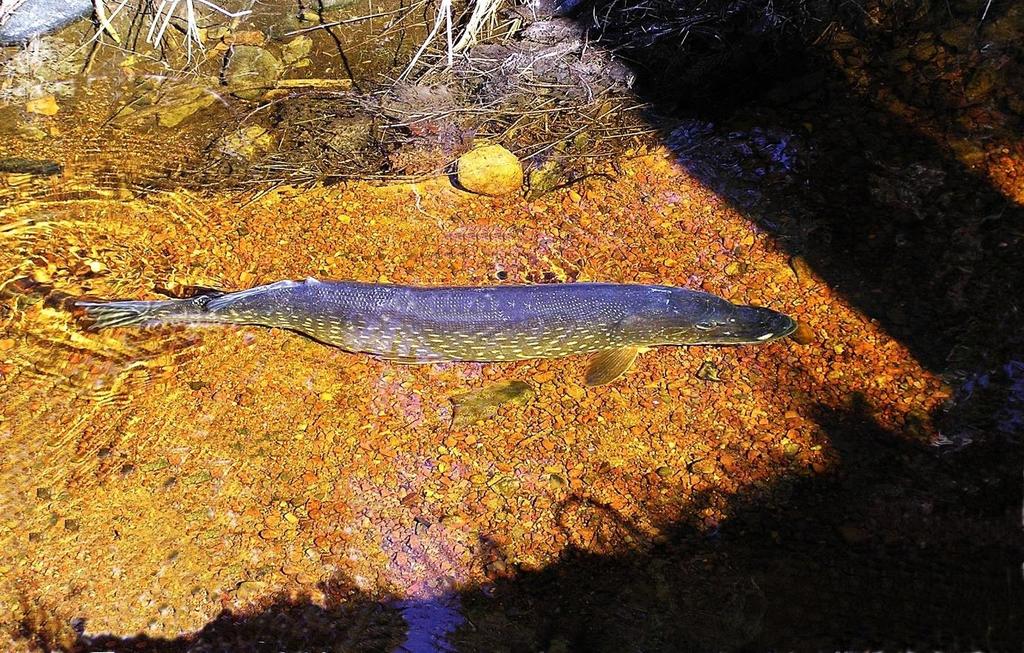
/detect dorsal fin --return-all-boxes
[585,346,641,386]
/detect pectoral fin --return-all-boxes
[585,346,641,386]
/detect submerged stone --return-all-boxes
[25,94,59,116]
[219,125,275,159]
[526,158,566,200]
[456,144,523,196]
[225,45,283,100]
[282,35,313,65]
[696,361,722,382]
[451,380,535,425]
[157,85,218,128]
[790,322,815,345]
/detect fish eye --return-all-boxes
[695,322,715,331]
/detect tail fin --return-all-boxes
[76,296,213,329]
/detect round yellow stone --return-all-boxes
[456,144,524,196]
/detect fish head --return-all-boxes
[661,290,796,345]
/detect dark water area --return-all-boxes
[2,0,1021,651]
[594,0,1024,648]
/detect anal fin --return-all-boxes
[585,346,641,386]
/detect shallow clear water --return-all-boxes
[2,1,1021,650]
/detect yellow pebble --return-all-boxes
[26,95,59,116]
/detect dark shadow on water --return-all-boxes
[449,397,1021,651]
[578,0,1024,373]
[660,84,1024,372]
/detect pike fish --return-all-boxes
[77,279,796,385]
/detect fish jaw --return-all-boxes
[714,305,797,344]
[662,304,797,346]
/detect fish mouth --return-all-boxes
[725,306,797,343]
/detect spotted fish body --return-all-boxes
[78,279,796,384]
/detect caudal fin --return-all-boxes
[76,296,209,329]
